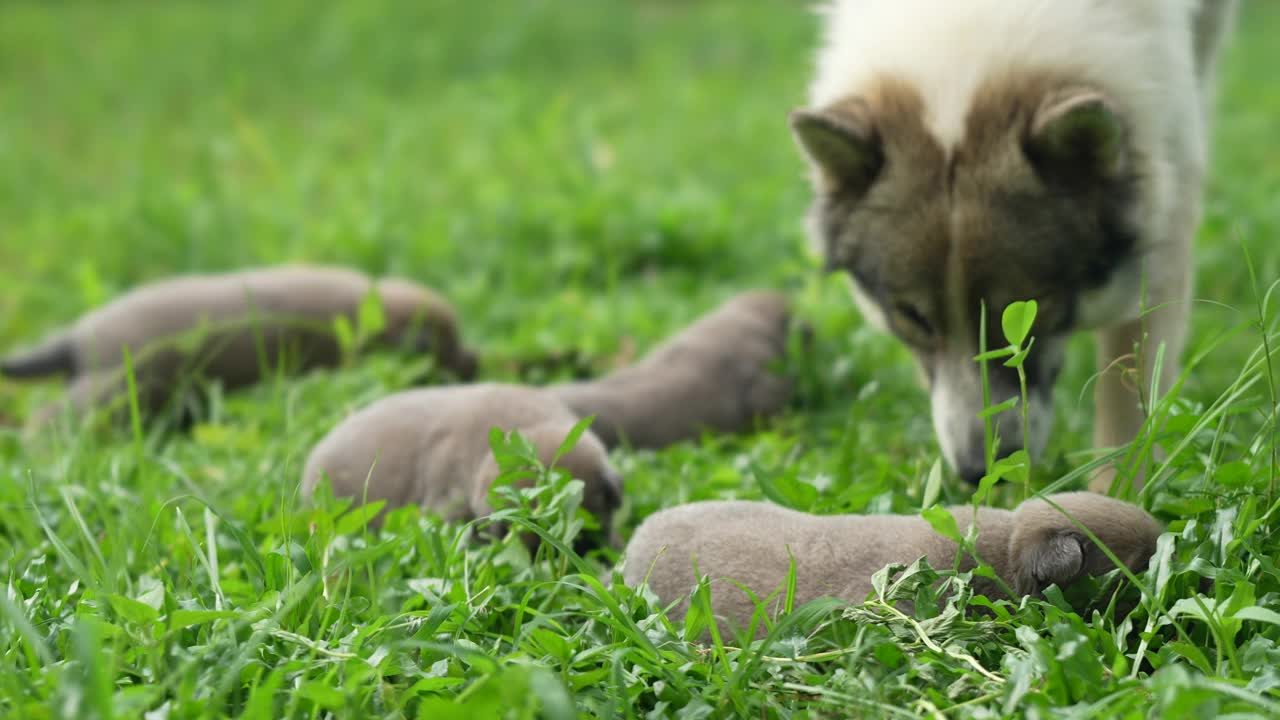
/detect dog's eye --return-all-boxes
[892,302,935,344]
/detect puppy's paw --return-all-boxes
[1013,531,1087,597]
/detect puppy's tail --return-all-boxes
[1,335,75,378]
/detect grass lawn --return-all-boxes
[2,0,1280,717]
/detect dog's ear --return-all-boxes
[1026,88,1127,185]
[1013,531,1087,597]
[789,103,883,195]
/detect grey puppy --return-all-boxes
[623,492,1160,636]
[302,383,623,550]
[3,265,477,427]
[549,291,794,449]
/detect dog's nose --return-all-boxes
[958,442,1024,485]
[958,463,987,486]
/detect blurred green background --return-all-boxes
[2,0,1276,383]
[2,2,1279,716]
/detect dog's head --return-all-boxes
[471,422,624,553]
[377,278,478,380]
[790,75,1144,482]
[1007,492,1162,597]
[540,425,625,553]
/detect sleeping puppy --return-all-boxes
[623,492,1160,637]
[4,265,477,428]
[302,383,623,551]
[548,290,794,449]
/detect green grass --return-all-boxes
[2,0,1279,717]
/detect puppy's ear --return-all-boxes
[1026,88,1127,185]
[789,103,883,195]
[1014,531,1087,597]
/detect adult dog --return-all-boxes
[791,0,1237,487]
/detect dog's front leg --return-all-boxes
[1091,318,1153,493]
[1091,236,1194,494]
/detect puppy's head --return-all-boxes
[376,279,477,380]
[790,75,1144,482]
[1007,492,1162,597]
[471,422,623,553]
[721,291,792,336]
[717,291,797,415]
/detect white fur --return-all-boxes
[809,0,1204,260]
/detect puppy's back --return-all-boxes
[69,266,372,372]
[552,290,793,449]
[303,387,462,512]
[635,290,790,368]
[624,500,948,632]
[303,383,581,515]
